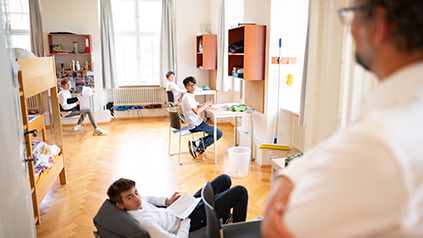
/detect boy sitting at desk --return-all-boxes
[58,78,108,135]
[181,76,223,158]
[107,174,248,237]
[166,71,187,106]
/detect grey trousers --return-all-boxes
[66,107,98,128]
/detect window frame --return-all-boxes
[112,0,161,86]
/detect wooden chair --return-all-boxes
[201,182,263,238]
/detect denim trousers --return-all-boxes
[189,121,223,150]
[189,174,248,231]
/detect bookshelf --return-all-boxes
[196,34,217,70]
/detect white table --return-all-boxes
[194,89,217,103]
[205,106,254,164]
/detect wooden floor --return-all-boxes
[36,117,272,237]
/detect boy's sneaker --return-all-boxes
[188,140,197,158]
[223,214,233,224]
[73,124,83,131]
[93,127,108,136]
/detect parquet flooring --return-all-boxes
[37,117,272,237]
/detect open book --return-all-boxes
[167,193,201,219]
[77,86,93,101]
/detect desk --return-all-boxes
[194,89,217,103]
[206,107,254,164]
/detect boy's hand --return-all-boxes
[165,192,181,206]
[205,99,213,107]
[75,99,81,105]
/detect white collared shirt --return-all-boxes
[58,89,77,116]
[280,61,423,237]
[127,196,190,238]
[167,81,187,103]
[182,93,203,129]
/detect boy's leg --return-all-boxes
[79,107,98,128]
[190,121,223,150]
[214,185,248,222]
[189,184,248,231]
[193,174,231,198]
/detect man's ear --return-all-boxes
[115,202,125,210]
[372,6,389,45]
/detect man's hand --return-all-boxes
[262,202,293,238]
[165,192,181,206]
[261,176,294,238]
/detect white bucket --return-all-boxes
[228,146,251,178]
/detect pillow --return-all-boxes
[13,48,36,59]
[93,199,150,238]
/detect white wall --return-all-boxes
[175,0,210,89]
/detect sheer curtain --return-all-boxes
[216,0,227,91]
[29,0,44,57]
[160,0,176,87]
[216,0,243,92]
[100,0,118,89]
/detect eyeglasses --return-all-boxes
[338,5,367,25]
[187,83,196,87]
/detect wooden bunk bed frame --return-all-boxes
[18,57,67,225]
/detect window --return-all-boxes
[111,0,161,86]
[2,0,31,51]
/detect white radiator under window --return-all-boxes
[112,87,166,106]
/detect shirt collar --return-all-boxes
[365,60,423,112]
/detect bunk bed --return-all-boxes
[18,56,67,225]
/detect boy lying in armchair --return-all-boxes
[94,174,248,238]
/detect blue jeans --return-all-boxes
[189,174,249,231]
[189,121,223,150]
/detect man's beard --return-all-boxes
[355,51,372,71]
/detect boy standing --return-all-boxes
[166,71,186,106]
[107,174,248,237]
[181,76,222,158]
[58,78,107,135]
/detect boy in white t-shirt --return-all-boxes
[181,76,222,158]
[166,71,187,106]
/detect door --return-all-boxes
[0,7,37,238]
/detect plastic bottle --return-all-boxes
[85,60,88,70]
[73,41,78,53]
[71,60,75,70]
[76,61,80,70]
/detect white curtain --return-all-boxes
[216,0,227,91]
[160,0,177,87]
[100,0,118,89]
[28,0,44,57]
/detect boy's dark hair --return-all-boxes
[60,78,71,85]
[107,178,136,204]
[183,76,196,86]
[166,71,175,78]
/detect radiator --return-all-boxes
[112,87,166,106]
[26,95,40,111]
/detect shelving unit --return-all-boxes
[228,25,266,113]
[196,34,217,70]
[47,33,94,93]
[228,25,266,80]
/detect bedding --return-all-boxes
[31,140,60,179]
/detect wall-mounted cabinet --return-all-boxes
[48,33,94,93]
[228,25,266,80]
[196,34,217,70]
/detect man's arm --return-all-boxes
[191,99,212,115]
[261,176,294,238]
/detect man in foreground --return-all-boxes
[262,0,423,237]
